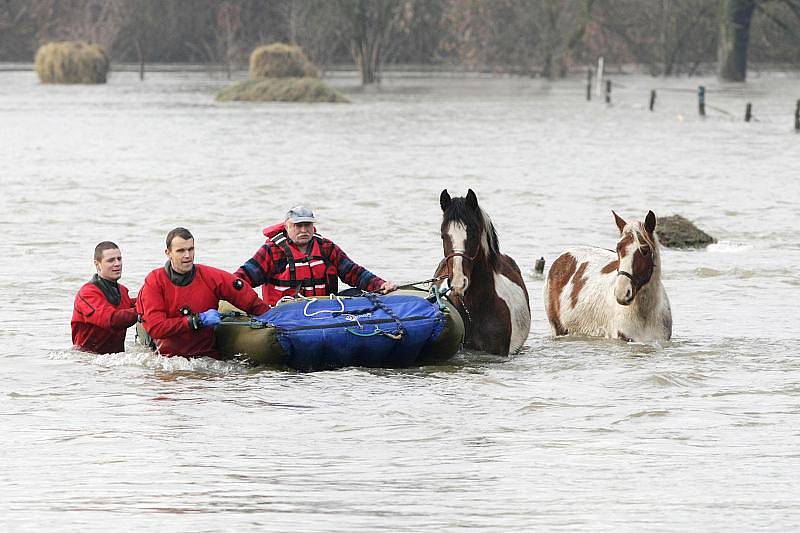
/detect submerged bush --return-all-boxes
[35,41,110,84]
[216,78,348,103]
[249,43,318,79]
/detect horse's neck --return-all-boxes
[626,270,664,315]
[463,259,497,303]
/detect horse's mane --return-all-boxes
[442,197,500,268]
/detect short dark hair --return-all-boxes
[94,241,119,262]
[166,227,193,249]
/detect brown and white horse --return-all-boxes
[544,210,672,342]
[434,189,531,355]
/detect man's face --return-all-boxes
[165,237,195,274]
[95,248,123,281]
[286,221,314,246]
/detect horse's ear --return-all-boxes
[644,210,656,234]
[440,189,451,212]
[612,210,627,234]
[466,189,478,210]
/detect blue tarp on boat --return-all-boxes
[261,293,446,371]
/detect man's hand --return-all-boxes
[379,281,398,294]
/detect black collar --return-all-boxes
[164,261,196,286]
[91,274,121,305]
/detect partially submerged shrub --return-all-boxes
[249,43,318,79]
[216,78,348,103]
[35,41,110,84]
[657,215,717,248]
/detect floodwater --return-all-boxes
[1,68,799,531]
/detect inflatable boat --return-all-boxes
[137,288,464,371]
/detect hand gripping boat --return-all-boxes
[138,288,464,371]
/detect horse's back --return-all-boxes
[544,246,617,337]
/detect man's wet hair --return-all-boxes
[166,227,194,250]
[94,241,119,262]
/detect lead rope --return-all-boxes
[430,283,470,329]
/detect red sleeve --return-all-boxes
[208,267,270,315]
[74,285,116,329]
[138,273,190,338]
[110,308,138,329]
[235,243,276,289]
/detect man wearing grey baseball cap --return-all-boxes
[234,205,397,307]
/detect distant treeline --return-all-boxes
[1,0,798,82]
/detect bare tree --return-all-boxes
[32,0,129,53]
[216,1,243,78]
[335,0,406,84]
[279,0,343,73]
[718,0,756,81]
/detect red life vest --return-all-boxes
[264,229,337,307]
[71,281,136,354]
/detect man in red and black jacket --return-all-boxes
[235,205,397,307]
[137,227,269,359]
[72,241,138,354]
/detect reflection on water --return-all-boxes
[1,70,799,531]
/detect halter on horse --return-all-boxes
[435,189,531,355]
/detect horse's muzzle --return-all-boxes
[449,275,469,297]
[614,275,635,306]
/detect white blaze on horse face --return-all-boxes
[614,232,637,305]
[447,221,469,296]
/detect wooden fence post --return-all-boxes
[795,100,799,131]
[605,80,611,104]
[649,90,656,111]
[586,68,592,101]
[745,103,752,122]
[698,86,706,116]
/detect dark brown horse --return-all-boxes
[434,189,530,355]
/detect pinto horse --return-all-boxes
[544,210,672,342]
[434,189,531,355]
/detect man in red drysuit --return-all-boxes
[71,241,138,354]
[137,227,269,358]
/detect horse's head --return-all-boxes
[439,189,498,299]
[612,210,659,306]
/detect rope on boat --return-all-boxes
[303,294,346,317]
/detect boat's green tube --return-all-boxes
[136,288,464,367]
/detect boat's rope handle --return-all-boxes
[303,295,345,317]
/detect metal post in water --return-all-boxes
[605,80,611,104]
[745,103,752,122]
[649,89,656,111]
[586,68,592,101]
[698,86,706,116]
[534,257,545,275]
